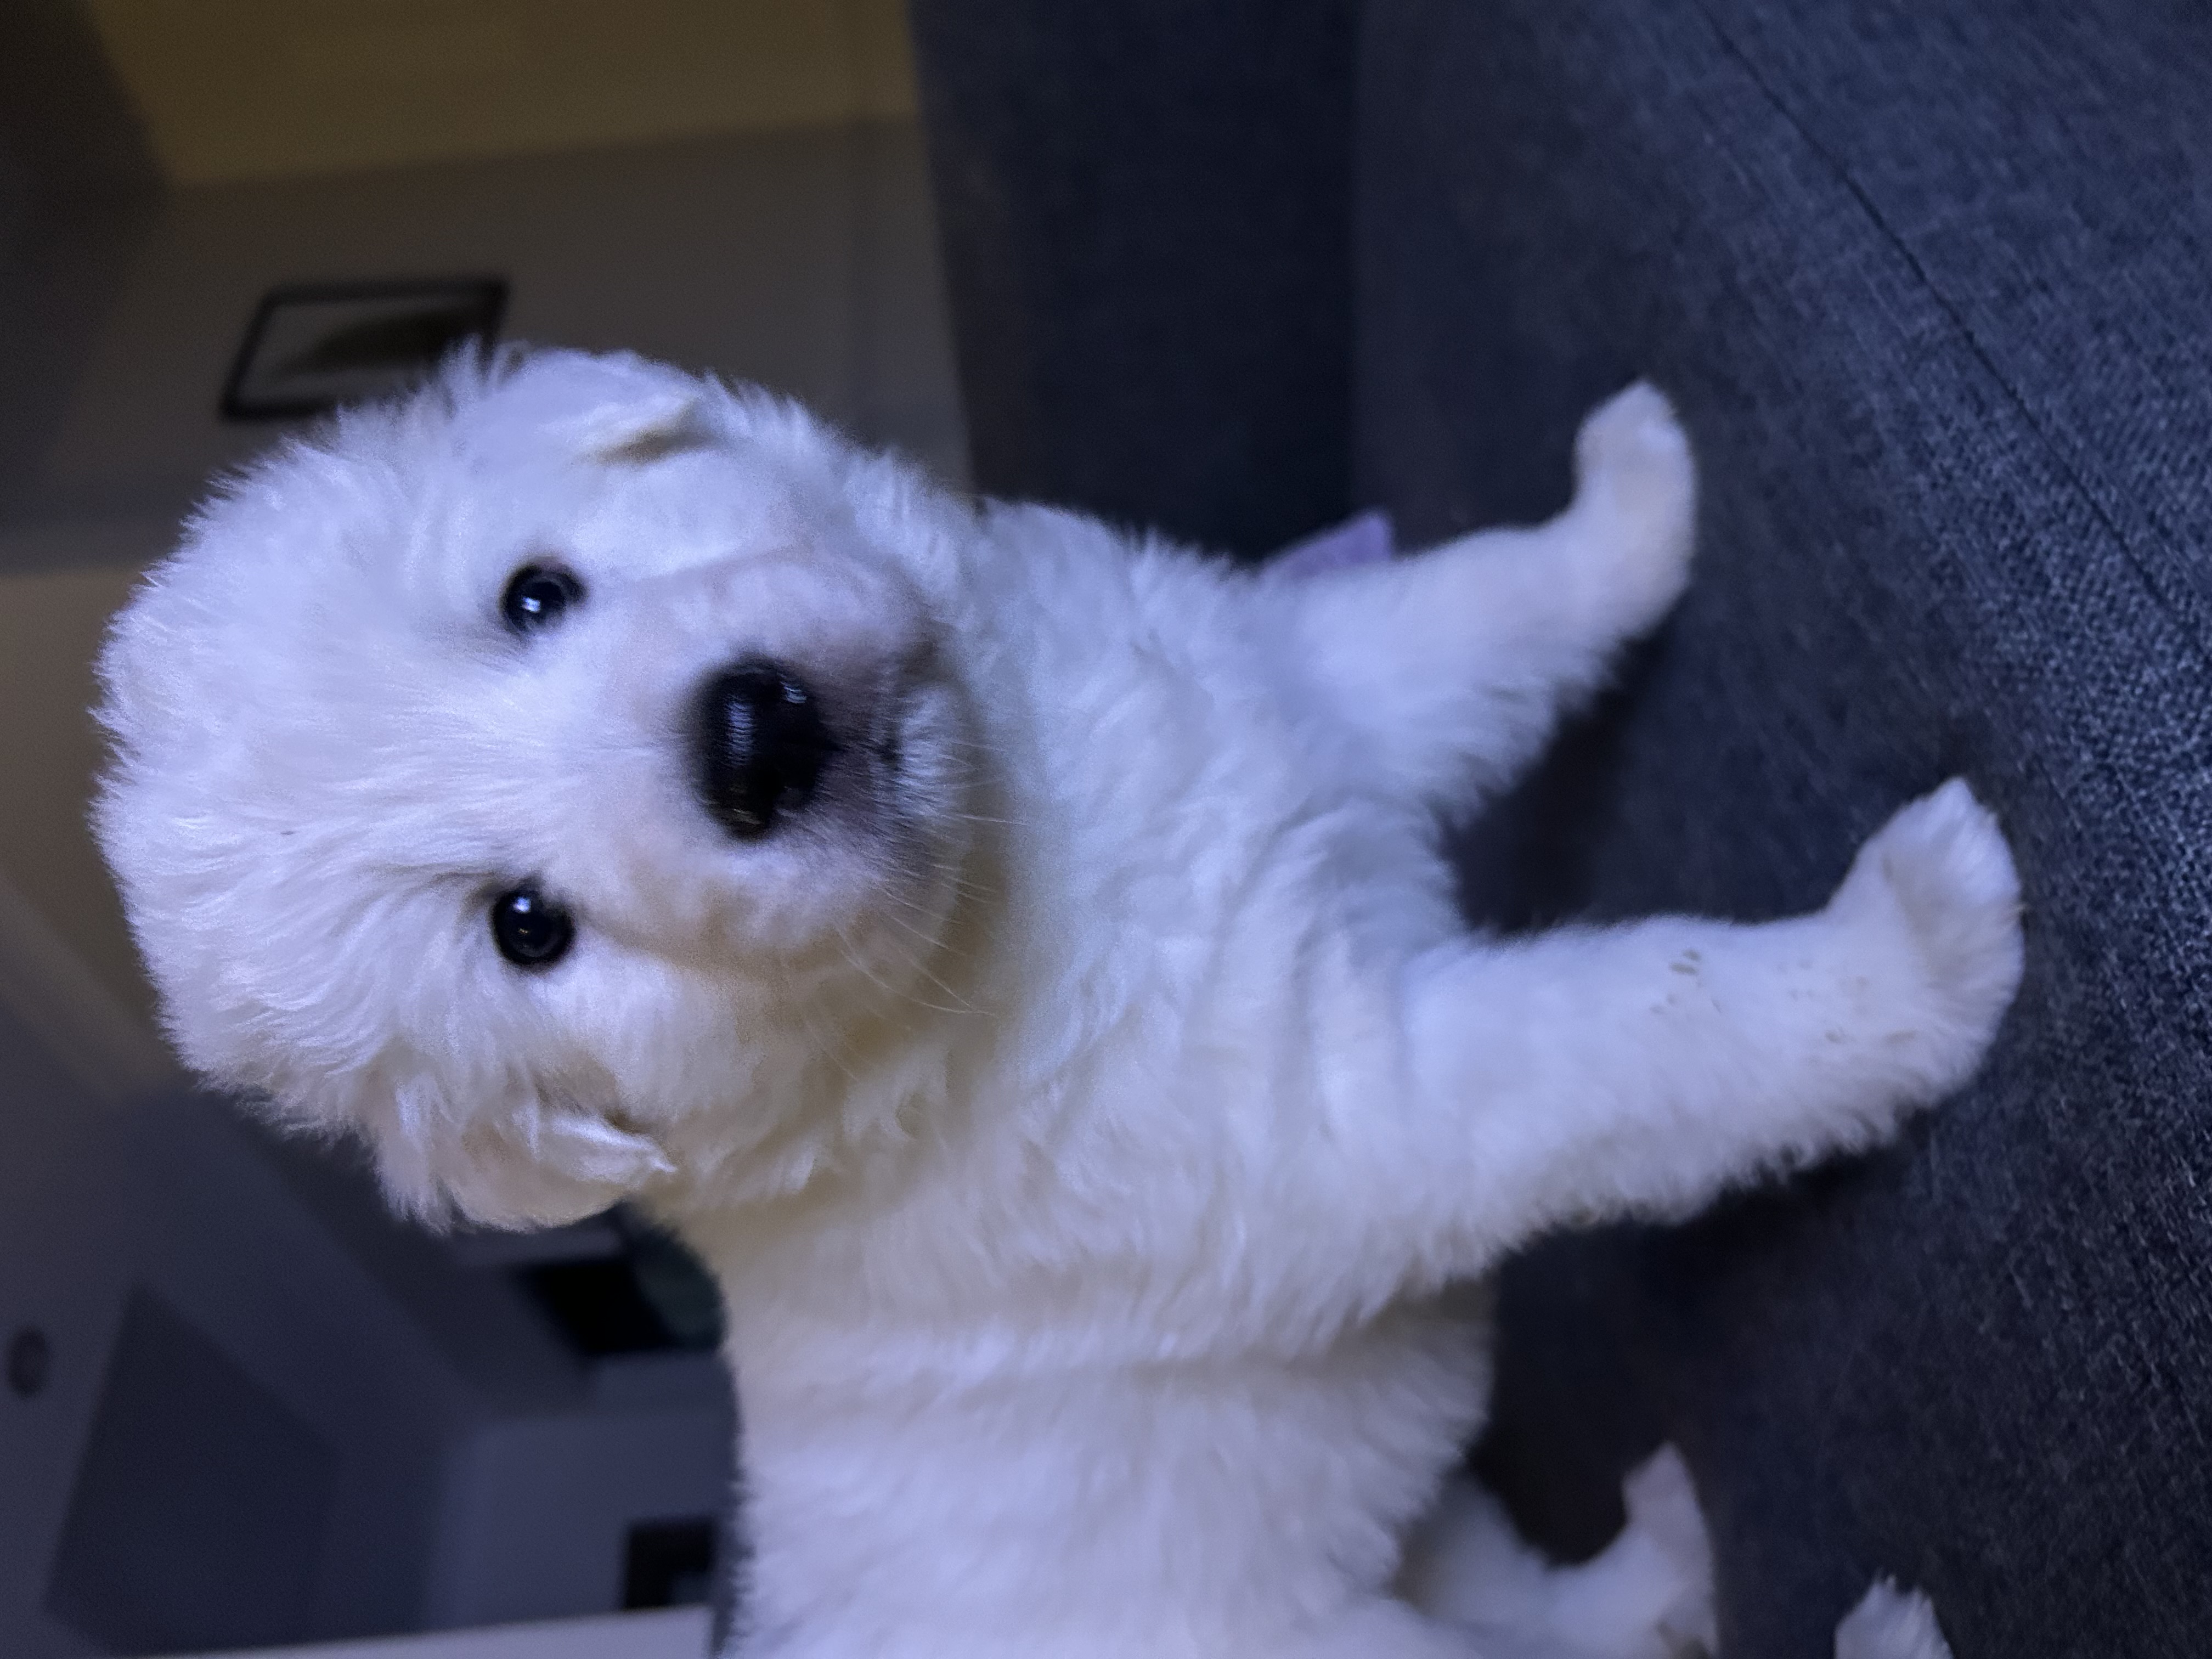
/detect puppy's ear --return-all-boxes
[472,1106,676,1227]
[478,349,720,465]
[572,392,717,466]
[369,1082,676,1230]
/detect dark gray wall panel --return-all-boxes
[47,1288,335,1655]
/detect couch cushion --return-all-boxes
[1355,1,2212,1652]
[909,0,1359,557]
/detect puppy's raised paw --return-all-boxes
[1835,1579,1953,1659]
[1828,778,2025,1098]
[1621,1446,1717,1658]
[1569,381,1697,629]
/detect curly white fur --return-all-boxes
[95,351,2017,1657]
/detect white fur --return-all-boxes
[95,352,2021,1657]
[1835,1581,1954,1659]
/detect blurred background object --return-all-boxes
[0,3,963,1654]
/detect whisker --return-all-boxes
[831,914,976,1019]
[871,906,985,1017]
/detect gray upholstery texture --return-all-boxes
[910,1,2212,1653]
[908,0,1359,558]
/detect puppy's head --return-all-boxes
[97,349,983,1226]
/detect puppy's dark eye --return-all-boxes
[501,565,584,631]
[490,885,574,969]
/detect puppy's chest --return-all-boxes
[713,1079,1398,1373]
[725,1233,1498,1405]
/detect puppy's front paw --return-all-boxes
[1621,1447,1717,1657]
[1834,1579,1954,1659]
[1571,382,1698,629]
[1829,778,2025,1099]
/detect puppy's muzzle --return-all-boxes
[693,661,840,839]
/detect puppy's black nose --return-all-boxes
[693,662,838,838]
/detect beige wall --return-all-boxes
[0,561,157,1029]
[82,0,920,184]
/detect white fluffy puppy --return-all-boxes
[95,350,2019,1659]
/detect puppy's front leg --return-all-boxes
[1379,781,2022,1266]
[1287,382,1695,805]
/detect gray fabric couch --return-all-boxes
[906,2,2212,1652]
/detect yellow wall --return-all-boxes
[82,0,921,184]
